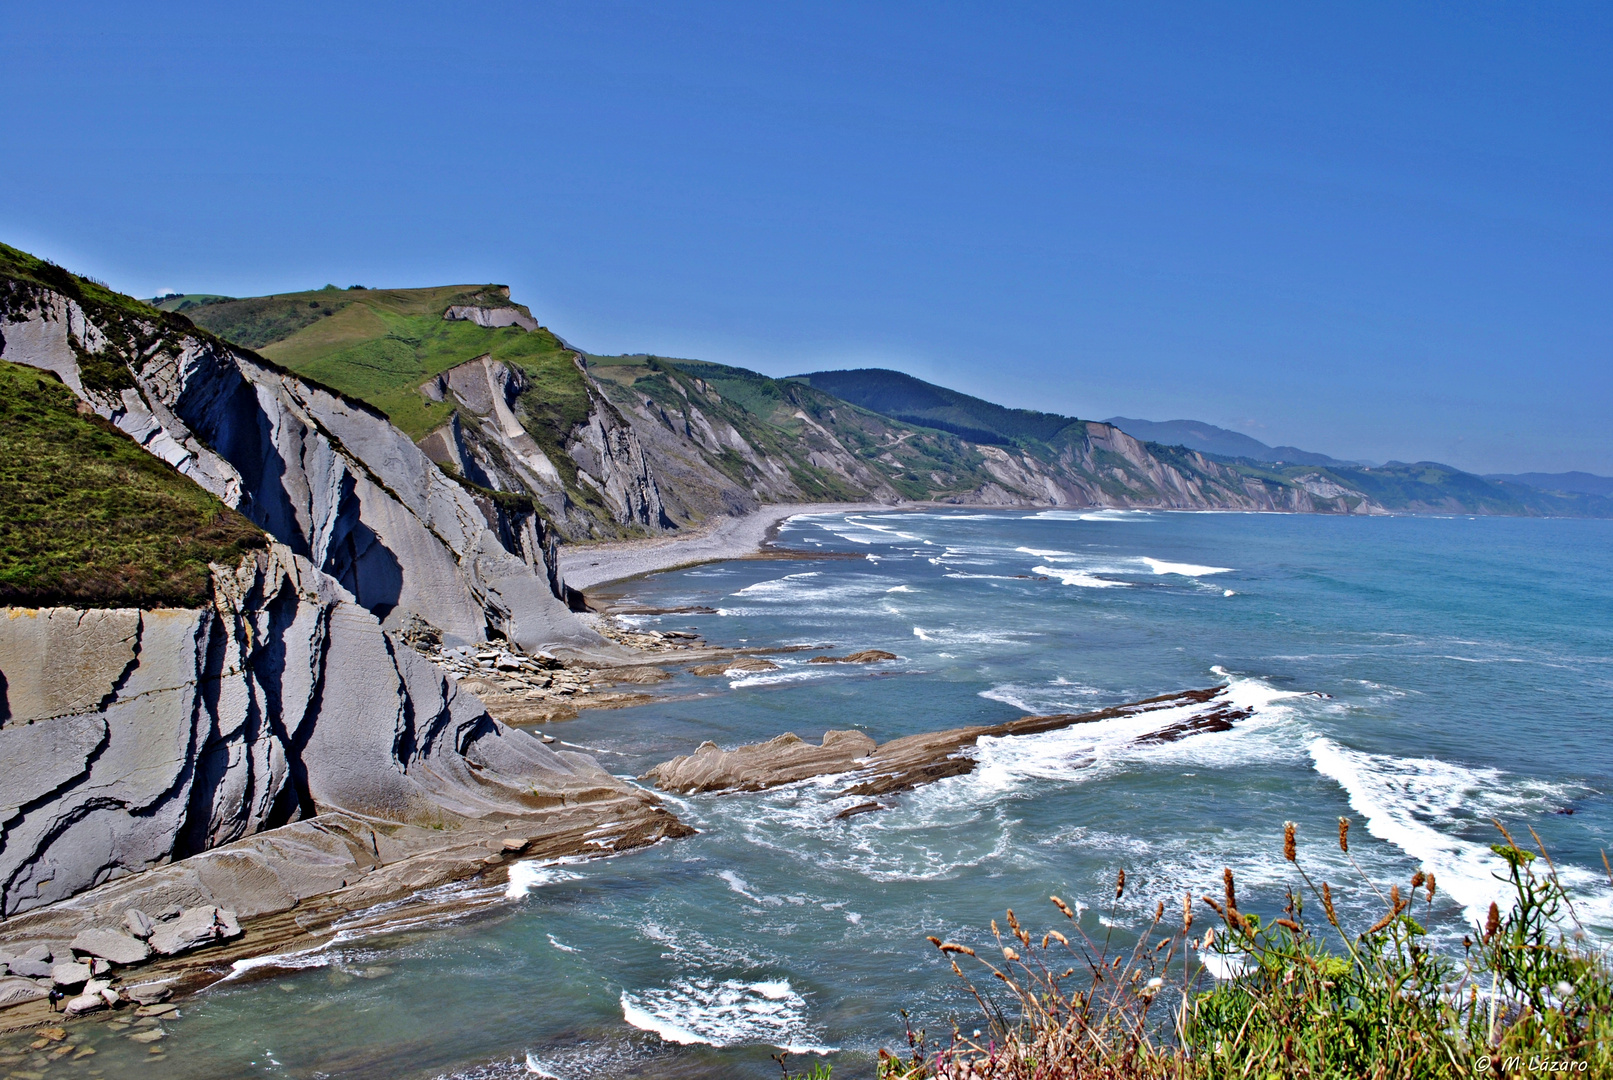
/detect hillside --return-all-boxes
[1486,470,1613,498]
[1103,416,1348,466]
[0,358,264,607]
[109,275,1609,526]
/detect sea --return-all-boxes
[68,510,1613,1078]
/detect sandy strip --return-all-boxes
[558,502,904,591]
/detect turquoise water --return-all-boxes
[73,510,1613,1078]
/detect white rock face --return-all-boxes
[0,291,599,650]
[0,545,624,916]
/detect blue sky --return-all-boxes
[3,2,1608,474]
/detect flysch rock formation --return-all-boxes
[645,687,1247,803]
[418,353,672,538]
[0,543,690,1013]
[0,285,601,653]
[0,544,686,920]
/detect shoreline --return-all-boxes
[558,501,910,592]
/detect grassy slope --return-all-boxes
[794,367,1081,445]
[182,285,594,446]
[0,360,264,607]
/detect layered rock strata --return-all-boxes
[0,544,686,931]
[645,686,1246,798]
[0,285,597,651]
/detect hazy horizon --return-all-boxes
[3,2,1608,474]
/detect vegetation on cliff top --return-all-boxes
[0,360,264,608]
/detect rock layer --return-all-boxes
[645,687,1247,798]
[0,544,680,919]
[0,286,597,651]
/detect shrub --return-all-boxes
[885,820,1612,1078]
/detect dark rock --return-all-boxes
[807,650,898,664]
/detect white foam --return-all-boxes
[979,680,1104,714]
[886,585,915,593]
[620,978,833,1052]
[547,934,579,954]
[1016,546,1072,557]
[1033,565,1129,588]
[1223,589,1236,597]
[525,1051,562,1077]
[1140,557,1233,577]
[1307,739,1613,929]
[505,859,583,899]
[1197,948,1250,980]
[1031,509,1146,522]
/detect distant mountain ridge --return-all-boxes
[1102,416,1351,467]
[17,264,1602,526]
[1485,471,1613,498]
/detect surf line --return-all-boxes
[642,686,1248,816]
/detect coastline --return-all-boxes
[558,501,909,592]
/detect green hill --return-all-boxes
[793,367,1081,445]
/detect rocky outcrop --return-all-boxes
[444,304,539,332]
[0,286,597,651]
[0,544,672,919]
[645,687,1245,799]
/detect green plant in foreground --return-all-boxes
[884,820,1613,1079]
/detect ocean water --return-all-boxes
[73,510,1612,1078]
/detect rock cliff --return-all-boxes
[0,544,669,920]
[0,276,598,652]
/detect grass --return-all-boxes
[0,360,264,607]
[883,819,1612,1078]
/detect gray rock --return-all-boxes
[155,904,183,921]
[8,957,49,978]
[22,944,52,962]
[147,906,242,956]
[123,909,154,940]
[73,928,150,966]
[0,976,47,1007]
[51,961,91,988]
[63,992,106,1015]
[127,983,173,1005]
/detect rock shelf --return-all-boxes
[645,687,1247,800]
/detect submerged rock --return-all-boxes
[646,687,1244,802]
[807,650,898,664]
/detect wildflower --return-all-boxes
[1003,946,1020,962]
[1050,895,1075,919]
[1116,868,1126,900]
[1425,872,1436,902]
[1338,816,1350,853]
[1223,868,1237,913]
[1322,883,1340,927]
[1283,821,1297,862]
[1182,890,1193,933]
[1556,980,1576,1000]
[1485,901,1501,941]
[1411,870,1425,890]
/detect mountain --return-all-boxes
[1102,416,1348,467]
[1485,471,1613,498]
[97,277,1613,528]
[796,369,1611,519]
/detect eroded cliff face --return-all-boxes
[0,545,658,918]
[0,288,598,651]
[418,354,672,538]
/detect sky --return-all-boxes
[2,2,1609,474]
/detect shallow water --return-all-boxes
[69,510,1612,1078]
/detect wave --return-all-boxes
[620,978,833,1053]
[1015,546,1072,557]
[1031,509,1147,522]
[1307,739,1612,928]
[979,680,1105,714]
[505,859,584,899]
[1033,565,1130,588]
[1141,557,1233,577]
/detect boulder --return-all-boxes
[126,983,172,1005]
[21,945,52,962]
[7,958,50,978]
[0,976,47,1007]
[63,993,105,1016]
[807,649,898,664]
[51,961,91,988]
[71,928,151,966]
[147,906,242,957]
[123,909,155,940]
